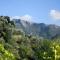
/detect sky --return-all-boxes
[0,0,60,25]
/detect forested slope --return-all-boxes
[0,16,60,60]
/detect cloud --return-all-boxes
[50,10,60,20]
[10,14,32,22]
[10,16,20,20]
[20,14,32,22]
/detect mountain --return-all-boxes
[13,19,60,39]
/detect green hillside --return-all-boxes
[0,16,60,60]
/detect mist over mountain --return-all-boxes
[12,18,60,39]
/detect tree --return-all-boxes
[0,16,14,42]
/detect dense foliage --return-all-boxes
[0,16,60,60]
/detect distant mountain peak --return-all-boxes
[13,18,60,39]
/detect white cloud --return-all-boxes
[50,10,60,20]
[10,14,32,22]
[20,14,32,22]
[10,16,20,20]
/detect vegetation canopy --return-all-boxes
[0,16,60,60]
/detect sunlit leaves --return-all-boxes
[0,44,16,60]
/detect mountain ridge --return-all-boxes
[12,19,60,39]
